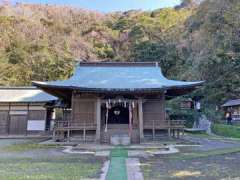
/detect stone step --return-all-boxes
[110,134,130,146]
[105,124,129,129]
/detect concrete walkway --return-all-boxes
[100,161,110,180]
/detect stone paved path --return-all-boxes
[126,158,144,180]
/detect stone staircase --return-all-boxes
[101,124,130,144]
[110,134,130,145]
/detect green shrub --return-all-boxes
[212,124,240,138]
[169,111,197,128]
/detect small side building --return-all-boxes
[0,87,57,135]
[222,99,240,121]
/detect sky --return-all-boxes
[12,0,182,12]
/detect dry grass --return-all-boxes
[172,170,202,177]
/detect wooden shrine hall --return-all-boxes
[33,62,204,144]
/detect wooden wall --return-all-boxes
[143,96,165,129]
[0,103,48,135]
[9,115,27,135]
[71,94,96,126]
[0,111,8,134]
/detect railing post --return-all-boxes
[53,127,56,141]
[67,120,70,142]
[52,119,57,141]
[168,119,171,138]
[153,120,155,140]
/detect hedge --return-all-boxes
[212,124,240,138]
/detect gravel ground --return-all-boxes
[142,152,240,180]
[0,138,65,159]
[142,135,240,180]
[0,139,32,148]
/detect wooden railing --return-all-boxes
[233,114,240,121]
[54,120,97,130]
[170,120,186,128]
[143,120,185,129]
[54,119,185,130]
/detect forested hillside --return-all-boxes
[0,0,239,105]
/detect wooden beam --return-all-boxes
[95,98,101,143]
[138,98,144,141]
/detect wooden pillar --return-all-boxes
[53,129,56,141]
[26,103,29,136]
[138,98,144,142]
[153,126,155,141]
[168,123,171,138]
[67,128,70,142]
[65,108,70,142]
[67,91,75,142]
[83,128,86,142]
[7,103,11,135]
[163,93,171,138]
[95,98,101,142]
[177,129,180,138]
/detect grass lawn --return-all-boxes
[186,129,240,142]
[1,141,59,152]
[0,156,101,180]
[0,139,104,180]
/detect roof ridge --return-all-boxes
[79,62,160,67]
[226,99,240,101]
[0,86,37,90]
